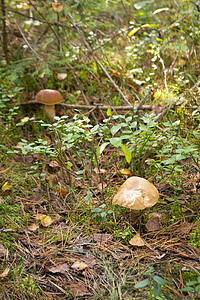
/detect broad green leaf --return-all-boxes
[109,137,122,147]
[152,284,162,297]
[134,1,152,10]
[134,279,150,289]
[111,125,122,136]
[121,144,131,163]
[96,142,109,159]
[153,275,167,285]
[186,280,198,286]
[91,207,102,213]
[196,285,200,294]
[85,191,92,202]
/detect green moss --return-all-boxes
[189,224,200,248]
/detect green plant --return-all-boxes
[181,276,200,299]
[189,224,200,248]
[134,266,172,299]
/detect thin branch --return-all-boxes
[68,13,131,106]
[12,19,43,61]
[135,89,153,113]
[18,100,152,111]
[27,0,62,51]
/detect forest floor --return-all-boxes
[0,119,200,299]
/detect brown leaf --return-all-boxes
[71,261,88,271]
[154,104,163,115]
[27,223,39,232]
[0,244,8,257]
[69,281,91,297]
[93,233,113,244]
[129,233,145,247]
[0,267,10,278]
[47,263,69,274]
[145,215,161,232]
[97,182,107,190]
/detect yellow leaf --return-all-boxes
[153,88,162,99]
[39,215,53,227]
[120,169,132,176]
[52,3,63,12]
[1,182,12,192]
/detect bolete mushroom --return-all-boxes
[113,176,159,219]
[36,89,63,120]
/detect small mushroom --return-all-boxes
[113,176,159,219]
[36,89,63,120]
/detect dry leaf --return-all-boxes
[97,182,107,190]
[129,233,145,247]
[57,73,67,80]
[69,281,91,297]
[93,167,106,174]
[0,244,8,257]
[57,187,68,198]
[93,233,112,245]
[52,3,63,12]
[145,215,161,232]
[28,223,39,232]
[47,263,69,274]
[48,160,59,168]
[1,182,12,191]
[0,267,10,278]
[154,104,163,115]
[120,169,132,176]
[71,261,88,271]
[0,196,4,204]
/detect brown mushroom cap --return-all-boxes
[36,89,63,105]
[113,176,159,210]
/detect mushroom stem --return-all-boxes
[130,210,140,221]
[43,104,56,120]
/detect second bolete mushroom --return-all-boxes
[36,89,63,120]
[113,176,159,219]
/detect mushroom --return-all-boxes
[36,89,63,120]
[113,176,159,219]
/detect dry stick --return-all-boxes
[68,13,131,106]
[1,0,10,64]
[19,100,152,111]
[27,0,62,52]
[12,19,43,61]
[134,88,153,114]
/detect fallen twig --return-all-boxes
[18,100,152,111]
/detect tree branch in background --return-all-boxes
[68,13,132,106]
